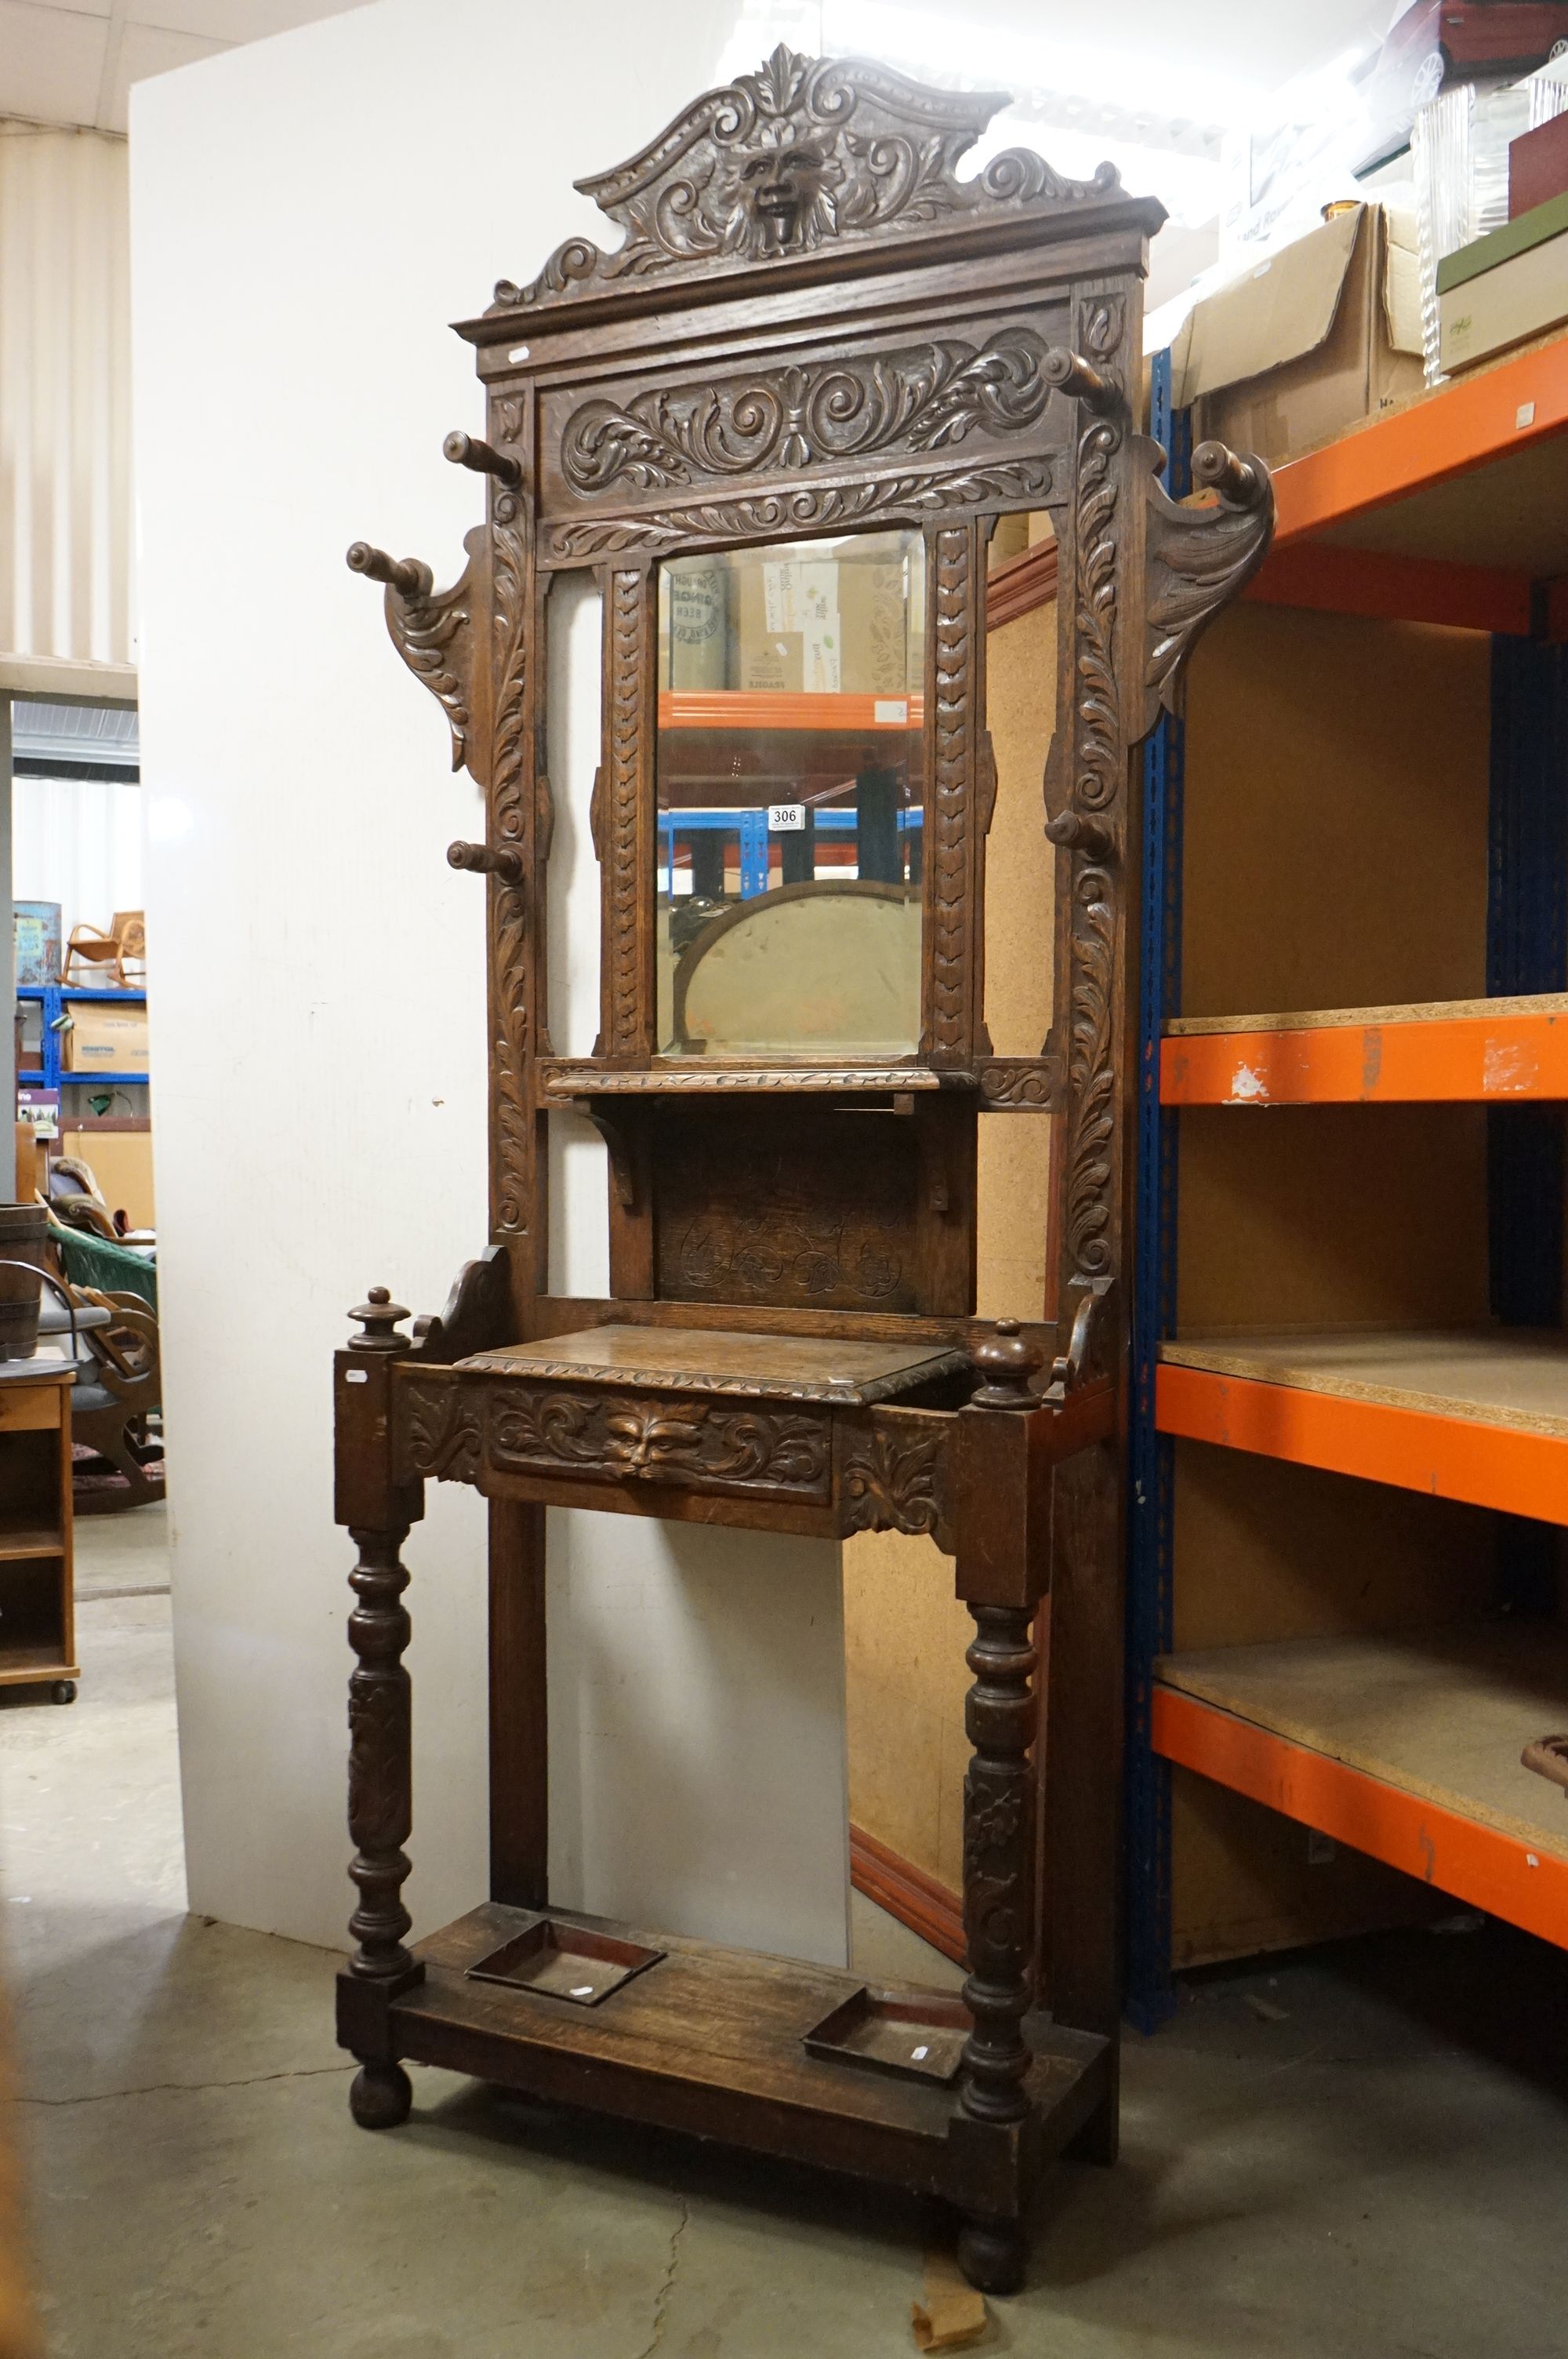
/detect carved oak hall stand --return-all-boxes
[333,49,1272,2294]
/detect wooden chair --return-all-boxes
[38,1285,165,1515]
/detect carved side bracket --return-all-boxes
[347,531,485,776]
[1140,434,1274,738]
[410,1246,513,1364]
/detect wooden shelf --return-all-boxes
[1158,1327,1568,1525]
[0,1528,64,1562]
[0,1642,78,1688]
[1248,334,1568,636]
[659,690,924,732]
[376,1903,1107,2195]
[1153,1623,1568,1947]
[1162,994,1568,1107]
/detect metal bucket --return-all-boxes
[0,1207,50,1360]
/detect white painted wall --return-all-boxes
[130,0,850,1964]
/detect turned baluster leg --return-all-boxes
[346,1519,416,2128]
[957,1601,1039,2293]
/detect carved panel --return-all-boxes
[488,1387,831,1498]
[397,1377,483,1482]
[976,1056,1061,1111]
[838,1415,949,1544]
[652,1102,918,1314]
[556,329,1054,501]
[494,47,1122,313]
[924,524,975,1060]
[543,460,1053,565]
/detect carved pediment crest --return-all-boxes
[494,46,1123,312]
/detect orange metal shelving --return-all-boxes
[1245,332,1568,636]
[1156,1350,1568,1525]
[1152,1681,1568,1951]
[659,689,924,732]
[1160,995,1568,1107]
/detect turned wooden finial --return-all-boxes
[448,839,524,884]
[348,1285,411,1354]
[1042,347,1118,414]
[346,543,432,599]
[1192,440,1268,511]
[443,431,522,489]
[969,1318,1045,1410]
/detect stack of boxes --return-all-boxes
[1438,91,1568,370]
[661,533,920,698]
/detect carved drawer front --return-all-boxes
[487,1386,833,1502]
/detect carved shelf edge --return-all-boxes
[539,1061,966,1100]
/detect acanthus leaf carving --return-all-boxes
[1058,293,1126,1297]
[494,49,1123,314]
[1140,436,1274,737]
[839,1420,947,1542]
[559,330,1054,498]
[398,1377,483,1482]
[544,461,1053,563]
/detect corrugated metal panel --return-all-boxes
[0,124,134,677]
[13,697,139,769]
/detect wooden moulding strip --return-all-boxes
[985,539,1059,631]
[1152,1683,1568,1950]
[658,690,926,732]
[1270,335,1568,544]
[848,1824,966,1965]
[1160,1005,1568,1105]
[1246,541,1534,635]
[1156,1362,1568,1525]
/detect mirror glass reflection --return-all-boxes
[654,529,925,1059]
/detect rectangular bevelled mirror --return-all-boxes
[654,529,926,1060]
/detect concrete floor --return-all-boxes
[5,1506,1568,2356]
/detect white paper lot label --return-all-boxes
[768,803,805,832]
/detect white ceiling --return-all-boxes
[1,0,1398,143]
[0,0,370,135]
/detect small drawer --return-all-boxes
[0,1387,62,1434]
[486,1383,833,1501]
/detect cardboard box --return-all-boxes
[1439,220,1568,369]
[734,556,840,692]
[1170,203,1425,470]
[1511,111,1568,218]
[64,1004,149,1074]
[58,1128,154,1230]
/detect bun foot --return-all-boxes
[956,2215,1025,2295]
[350,2060,412,2129]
